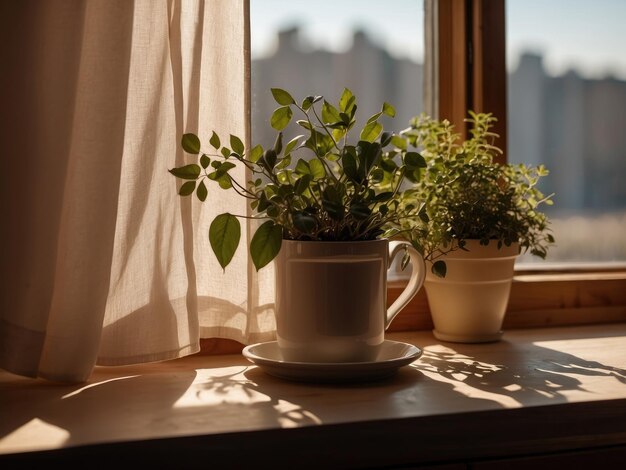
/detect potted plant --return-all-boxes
[169,88,427,363]
[400,111,555,343]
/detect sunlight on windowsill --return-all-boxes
[411,334,626,410]
[1,419,70,454]
[172,367,323,428]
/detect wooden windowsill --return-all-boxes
[2,324,626,467]
[196,269,626,356]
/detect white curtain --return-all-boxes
[0,0,276,383]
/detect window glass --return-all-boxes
[251,0,425,152]
[507,0,626,264]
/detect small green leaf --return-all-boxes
[179,181,196,196]
[360,121,383,142]
[366,112,382,125]
[294,174,312,195]
[382,102,396,117]
[374,191,393,202]
[277,184,294,198]
[271,106,293,131]
[271,88,295,106]
[257,192,270,212]
[250,221,283,271]
[309,159,325,179]
[349,101,358,119]
[293,212,316,233]
[249,144,263,163]
[275,153,292,170]
[359,141,382,175]
[339,88,354,113]
[230,135,245,155]
[169,164,201,180]
[302,95,314,110]
[209,213,241,269]
[295,159,311,175]
[341,149,359,182]
[381,157,398,172]
[322,100,341,124]
[274,132,283,155]
[370,168,384,183]
[196,180,208,201]
[209,131,220,149]
[391,135,407,150]
[181,133,201,154]
[380,132,392,147]
[297,119,313,130]
[308,131,333,155]
[285,135,304,155]
[327,121,346,130]
[264,149,277,170]
[217,174,232,189]
[432,260,447,278]
[209,213,241,270]
[322,199,344,221]
[339,112,351,125]
[221,147,231,159]
[405,152,427,168]
[200,154,210,169]
[215,161,237,177]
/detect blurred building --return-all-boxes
[508,53,626,212]
[252,29,626,213]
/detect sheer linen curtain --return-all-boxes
[0,0,275,383]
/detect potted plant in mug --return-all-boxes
[399,111,555,343]
[169,88,427,364]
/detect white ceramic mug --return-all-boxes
[274,239,426,363]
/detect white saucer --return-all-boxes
[242,340,422,383]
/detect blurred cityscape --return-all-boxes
[252,27,423,151]
[251,28,626,263]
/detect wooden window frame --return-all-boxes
[200,0,626,355]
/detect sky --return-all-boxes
[251,0,626,80]
[251,0,425,62]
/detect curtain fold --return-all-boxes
[0,0,275,383]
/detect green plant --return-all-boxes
[400,111,555,277]
[169,88,427,271]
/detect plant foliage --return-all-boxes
[169,88,426,270]
[400,111,555,275]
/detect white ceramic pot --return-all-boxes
[274,239,426,363]
[424,240,519,343]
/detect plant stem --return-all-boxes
[227,177,257,200]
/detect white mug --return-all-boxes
[274,239,426,363]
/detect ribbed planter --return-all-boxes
[424,240,519,343]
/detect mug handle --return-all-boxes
[385,241,426,329]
